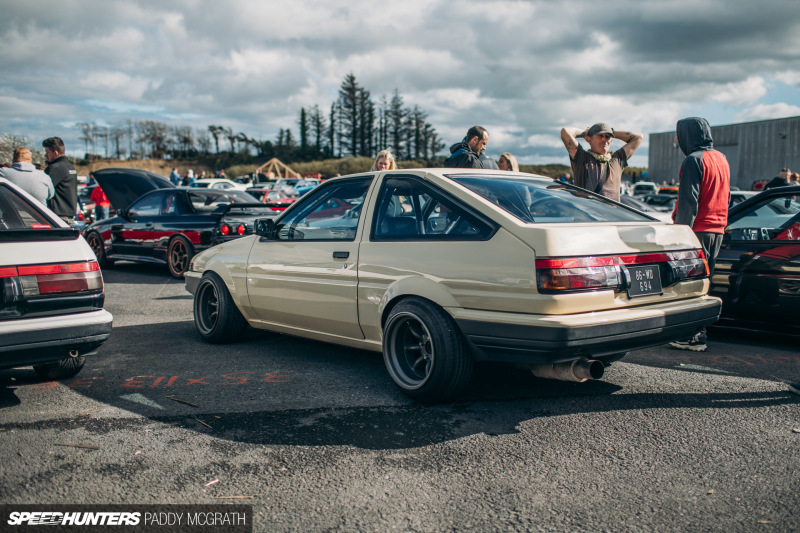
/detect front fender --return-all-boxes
[186,237,257,317]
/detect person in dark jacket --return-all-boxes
[763,168,791,189]
[443,126,499,169]
[42,136,78,225]
[669,117,730,352]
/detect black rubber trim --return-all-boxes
[456,302,721,365]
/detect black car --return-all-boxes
[84,168,277,278]
[711,185,800,334]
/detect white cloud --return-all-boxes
[710,76,768,106]
[734,103,800,122]
[773,71,800,86]
[1,0,799,165]
[79,72,151,100]
[524,134,564,150]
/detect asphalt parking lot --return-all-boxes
[1,262,798,532]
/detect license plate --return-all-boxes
[627,264,662,298]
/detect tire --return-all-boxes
[168,235,194,278]
[193,272,248,343]
[86,232,114,269]
[33,356,86,380]
[383,297,473,403]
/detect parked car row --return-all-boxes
[5,164,789,395]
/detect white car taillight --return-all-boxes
[0,261,103,296]
[536,250,708,293]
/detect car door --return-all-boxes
[111,191,166,258]
[714,190,800,324]
[246,176,375,339]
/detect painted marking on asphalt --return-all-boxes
[120,393,166,410]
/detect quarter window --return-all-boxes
[128,193,163,217]
[373,176,494,240]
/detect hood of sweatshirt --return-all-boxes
[676,117,714,156]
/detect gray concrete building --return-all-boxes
[648,115,800,190]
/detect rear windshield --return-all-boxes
[188,190,259,208]
[0,184,57,230]
[452,176,653,223]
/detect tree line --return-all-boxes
[72,73,444,164]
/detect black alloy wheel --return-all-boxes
[167,235,194,278]
[383,297,473,403]
[86,232,113,269]
[193,272,248,343]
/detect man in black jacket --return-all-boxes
[443,126,499,169]
[42,136,78,225]
[763,168,791,190]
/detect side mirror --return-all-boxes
[255,218,275,238]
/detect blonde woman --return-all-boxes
[371,150,397,171]
[498,152,519,172]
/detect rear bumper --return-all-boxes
[451,296,721,365]
[0,309,114,369]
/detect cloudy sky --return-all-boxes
[2,0,799,167]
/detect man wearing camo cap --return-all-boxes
[560,122,642,201]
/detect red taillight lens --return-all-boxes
[536,249,707,293]
[78,211,84,222]
[538,265,622,292]
[665,249,708,279]
[219,224,231,236]
[2,261,102,296]
[236,224,246,235]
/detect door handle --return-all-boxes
[333,251,349,259]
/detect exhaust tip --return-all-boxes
[585,359,605,380]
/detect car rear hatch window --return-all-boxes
[0,184,60,232]
[452,176,653,223]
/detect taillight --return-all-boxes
[537,265,621,292]
[666,249,708,279]
[219,223,246,236]
[536,250,708,294]
[0,261,103,296]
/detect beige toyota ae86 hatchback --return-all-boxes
[185,169,721,402]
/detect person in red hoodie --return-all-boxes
[90,184,112,221]
[669,117,730,352]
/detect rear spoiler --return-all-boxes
[211,203,284,216]
[0,228,80,243]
